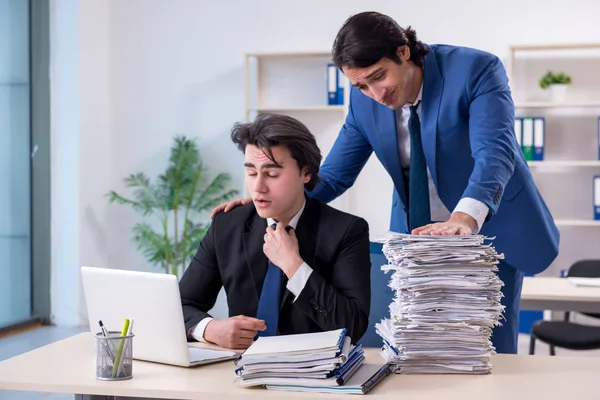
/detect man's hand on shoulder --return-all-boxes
[209,197,252,219]
[411,212,477,236]
[203,315,266,349]
[263,222,304,279]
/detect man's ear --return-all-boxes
[396,45,410,62]
[301,168,311,185]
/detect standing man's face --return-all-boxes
[343,46,418,110]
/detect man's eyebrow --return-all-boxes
[353,67,384,87]
[244,162,283,169]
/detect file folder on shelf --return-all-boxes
[594,175,600,220]
[533,117,545,161]
[327,63,338,105]
[514,117,523,148]
[337,70,346,105]
[521,117,534,161]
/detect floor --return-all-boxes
[1,327,599,399]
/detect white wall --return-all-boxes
[51,0,600,326]
[50,0,112,326]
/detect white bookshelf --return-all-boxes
[249,105,346,113]
[515,101,600,108]
[508,42,600,287]
[243,51,355,216]
[555,219,600,227]
[528,161,600,167]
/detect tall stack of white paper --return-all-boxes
[373,233,505,375]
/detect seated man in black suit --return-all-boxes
[179,113,371,349]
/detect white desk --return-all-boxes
[520,276,600,313]
[1,333,600,399]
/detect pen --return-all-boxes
[112,318,130,378]
[98,320,115,361]
[98,320,109,337]
[115,319,134,378]
[362,363,392,394]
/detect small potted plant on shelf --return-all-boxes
[538,70,572,102]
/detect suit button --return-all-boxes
[322,311,328,317]
[309,299,316,305]
[313,304,319,310]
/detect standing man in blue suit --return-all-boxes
[213,11,559,354]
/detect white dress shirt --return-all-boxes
[191,200,313,342]
[396,84,489,233]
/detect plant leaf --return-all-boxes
[193,172,239,212]
[132,223,172,270]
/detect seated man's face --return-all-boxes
[244,144,310,221]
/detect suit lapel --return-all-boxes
[242,213,268,304]
[421,46,443,189]
[280,197,320,308]
[373,103,408,207]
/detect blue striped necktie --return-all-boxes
[408,101,431,231]
[255,224,291,337]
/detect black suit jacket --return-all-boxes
[179,196,371,344]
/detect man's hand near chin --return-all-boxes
[203,315,266,349]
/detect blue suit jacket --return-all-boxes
[308,44,559,275]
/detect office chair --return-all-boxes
[529,260,600,355]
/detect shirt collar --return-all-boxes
[267,198,306,229]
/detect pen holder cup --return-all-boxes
[95,332,134,381]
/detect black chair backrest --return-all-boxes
[567,260,600,279]
[567,260,600,319]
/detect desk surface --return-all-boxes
[1,333,600,399]
[521,276,600,312]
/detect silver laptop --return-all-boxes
[81,266,238,367]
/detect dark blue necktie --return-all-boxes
[408,101,431,231]
[256,224,290,337]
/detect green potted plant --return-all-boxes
[107,135,239,278]
[538,70,572,102]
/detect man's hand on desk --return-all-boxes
[411,212,477,236]
[203,315,266,349]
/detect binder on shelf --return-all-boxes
[336,69,346,105]
[514,117,523,148]
[327,63,338,105]
[594,175,600,221]
[521,117,534,161]
[597,117,600,160]
[533,117,545,161]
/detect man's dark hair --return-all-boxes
[230,113,322,191]
[332,11,429,70]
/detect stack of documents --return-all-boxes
[373,232,505,374]
[234,328,383,394]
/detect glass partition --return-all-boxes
[0,0,32,328]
